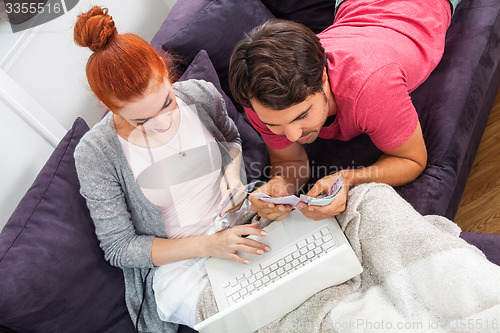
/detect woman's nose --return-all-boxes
[150,112,171,129]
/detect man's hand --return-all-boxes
[248,176,294,220]
[297,172,348,220]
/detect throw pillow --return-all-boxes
[158,0,275,101]
[261,0,336,33]
[0,118,135,332]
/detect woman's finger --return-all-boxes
[234,242,269,256]
[228,253,250,265]
[231,223,266,237]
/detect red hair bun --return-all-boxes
[74,6,116,52]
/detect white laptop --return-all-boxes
[194,210,363,333]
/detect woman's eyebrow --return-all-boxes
[132,91,172,122]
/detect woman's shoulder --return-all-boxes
[74,113,118,160]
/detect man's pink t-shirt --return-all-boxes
[245,0,451,151]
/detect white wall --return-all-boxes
[0,0,178,230]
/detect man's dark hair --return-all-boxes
[229,19,326,110]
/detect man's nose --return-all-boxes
[283,125,302,142]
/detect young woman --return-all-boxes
[73,6,269,332]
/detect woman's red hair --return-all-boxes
[74,6,167,111]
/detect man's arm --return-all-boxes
[300,122,427,220]
[340,63,426,188]
[345,121,427,189]
[248,142,309,220]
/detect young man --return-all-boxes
[228,0,460,221]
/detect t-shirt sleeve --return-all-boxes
[244,106,293,149]
[354,64,418,152]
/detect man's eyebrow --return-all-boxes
[131,91,172,122]
[261,105,311,127]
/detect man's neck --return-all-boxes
[324,71,338,118]
[324,114,337,127]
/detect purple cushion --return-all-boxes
[460,232,500,266]
[150,0,211,51]
[261,0,336,33]
[179,49,269,182]
[156,0,274,102]
[0,118,135,332]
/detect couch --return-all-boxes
[1,0,500,332]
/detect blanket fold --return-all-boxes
[197,183,500,332]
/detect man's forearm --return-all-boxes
[342,153,425,189]
[269,160,310,195]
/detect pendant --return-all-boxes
[179,151,187,157]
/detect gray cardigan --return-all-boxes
[74,79,241,332]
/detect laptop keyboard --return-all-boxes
[223,226,337,305]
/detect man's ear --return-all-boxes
[322,67,331,95]
[322,67,329,85]
[248,99,256,112]
[322,67,337,116]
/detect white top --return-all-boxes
[119,96,248,327]
[119,97,222,238]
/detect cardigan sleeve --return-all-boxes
[74,132,155,269]
[205,81,242,148]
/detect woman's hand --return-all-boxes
[218,178,247,216]
[296,172,348,220]
[217,146,245,216]
[204,223,271,264]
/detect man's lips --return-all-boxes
[297,132,312,143]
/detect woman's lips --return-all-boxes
[154,121,172,133]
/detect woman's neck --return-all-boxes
[113,111,181,148]
[113,113,135,141]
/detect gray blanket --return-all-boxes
[197,183,500,332]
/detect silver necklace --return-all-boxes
[165,141,187,157]
[141,122,187,158]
